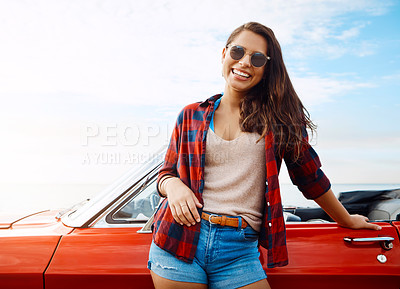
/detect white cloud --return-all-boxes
[0,0,392,108]
[292,75,374,106]
[335,26,362,41]
[382,72,400,82]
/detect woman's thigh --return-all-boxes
[151,271,208,289]
[147,240,208,285]
[238,278,271,289]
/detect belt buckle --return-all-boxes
[208,213,217,225]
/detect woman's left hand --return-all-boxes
[339,214,382,230]
[314,189,382,231]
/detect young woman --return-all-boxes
[147,22,381,289]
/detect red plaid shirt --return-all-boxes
[152,94,331,268]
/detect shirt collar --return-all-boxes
[199,93,223,107]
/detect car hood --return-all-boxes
[0,210,52,229]
[0,210,70,230]
[0,209,72,235]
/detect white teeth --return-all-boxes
[233,69,250,78]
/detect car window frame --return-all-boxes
[105,175,161,225]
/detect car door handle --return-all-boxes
[344,237,394,250]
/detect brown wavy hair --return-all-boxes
[226,22,316,161]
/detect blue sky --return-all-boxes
[0,0,399,186]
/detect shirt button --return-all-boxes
[267,202,270,206]
[265,180,268,186]
[268,223,272,227]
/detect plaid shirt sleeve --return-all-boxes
[284,128,331,199]
[155,110,183,197]
[152,97,215,263]
[259,128,331,268]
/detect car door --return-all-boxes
[0,235,62,289]
[44,227,154,289]
[264,221,400,289]
[393,221,400,237]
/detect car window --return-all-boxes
[112,179,161,222]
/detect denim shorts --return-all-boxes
[148,216,267,289]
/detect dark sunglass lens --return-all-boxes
[230,45,245,60]
[251,53,267,67]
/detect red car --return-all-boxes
[1,151,399,289]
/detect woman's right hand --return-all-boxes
[163,177,203,227]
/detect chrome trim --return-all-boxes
[137,214,155,233]
[344,236,395,250]
[62,146,166,228]
[94,217,146,228]
[56,199,90,220]
[344,237,395,243]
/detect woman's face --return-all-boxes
[222,30,268,96]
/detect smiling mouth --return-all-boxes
[232,69,251,78]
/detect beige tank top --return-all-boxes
[202,128,266,231]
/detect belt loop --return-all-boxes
[221,216,226,226]
[238,217,242,231]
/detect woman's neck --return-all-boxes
[222,86,244,111]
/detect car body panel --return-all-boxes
[3,201,399,289]
[393,221,400,238]
[43,222,400,289]
[45,227,153,289]
[0,235,60,289]
[266,222,400,289]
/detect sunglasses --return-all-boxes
[227,45,270,67]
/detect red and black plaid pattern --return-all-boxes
[152,94,331,268]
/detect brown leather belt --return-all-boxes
[201,212,248,229]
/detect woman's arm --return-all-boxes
[314,189,381,230]
[283,129,380,230]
